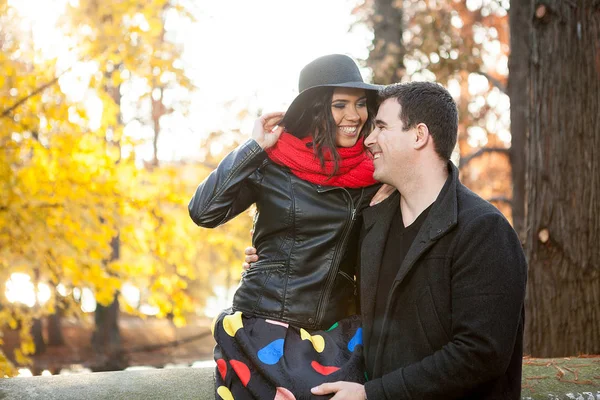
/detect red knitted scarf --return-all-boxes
[265,132,377,188]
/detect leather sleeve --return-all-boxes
[188,139,267,228]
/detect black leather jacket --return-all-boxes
[189,139,379,329]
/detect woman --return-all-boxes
[189,54,383,399]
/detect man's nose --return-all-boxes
[364,128,378,147]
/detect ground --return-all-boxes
[521,356,600,398]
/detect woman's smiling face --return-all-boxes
[330,88,368,147]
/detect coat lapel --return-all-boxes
[359,191,399,345]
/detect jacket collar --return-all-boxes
[362,161,459,239]
[392,162,459,282]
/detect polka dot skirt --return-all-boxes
[212,309,365,399]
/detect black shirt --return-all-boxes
[365,203,432,377]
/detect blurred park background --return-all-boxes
[1,0,598,388]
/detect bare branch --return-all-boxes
[475,71,507,94]
[459,147,510,169]
[1,43,119,119]
[0,66,74,119]
[0,203,62,212]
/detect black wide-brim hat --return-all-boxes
[285,54,381,122]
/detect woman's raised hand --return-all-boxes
[252,112,285,150]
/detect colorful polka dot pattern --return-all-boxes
[223,311,244,337]
[257,338,285,365]
[310,361,340,376]
[274,387,296,399]
[348,327,363,352]
[216,312,363,398]
[230,360,251,387]
[216,386,233,400]
[216,358,227,380]
[211,313,220,337]
[300,328,325,353]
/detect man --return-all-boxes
[245,82,527,399]
[311,82,527,399]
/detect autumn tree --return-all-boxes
[1,0,221,375]
[61,0,198,370]
[357,0,406,84]
[1,0,124,373]
[60,0,255,370]
[519,0,600,357]
[356,0,514,219]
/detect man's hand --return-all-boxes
[311,381,367,400]
[242,246,258,271]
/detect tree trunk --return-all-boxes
[47,310,64,346]
[91,236,127,371]
[367,0,405,84]
[524,0,600,357]
[31,318,46,355]
[31,269,46,355]
[507,0,530,241]
[91,294,126,371]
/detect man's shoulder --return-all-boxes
[455,182,509,227]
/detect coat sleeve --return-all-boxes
[365,211,527,400]
[188,139,267,228]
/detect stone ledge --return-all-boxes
[0,367,598,399]
[0,367,214,400]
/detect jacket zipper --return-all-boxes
[314,187,364,326]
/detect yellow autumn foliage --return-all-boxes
[1,0,252,377]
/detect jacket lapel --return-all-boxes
[359,191,400,345]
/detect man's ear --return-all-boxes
[414,123,430,150]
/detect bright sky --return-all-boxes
[10,0,372,163]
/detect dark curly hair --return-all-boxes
[280,87,378,176]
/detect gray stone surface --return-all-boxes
[0,367,214,400]
[1,367,599,400]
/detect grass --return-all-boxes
[522,356,600,399]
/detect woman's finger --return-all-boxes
[261,112,284,126]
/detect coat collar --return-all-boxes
[392,162,459,284]
[362,161,459,243]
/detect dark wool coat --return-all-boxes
[360,162,527,400]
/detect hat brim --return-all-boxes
[285,81,382,123]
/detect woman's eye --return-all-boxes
[357,102,367,108]
[332,104,346,109]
